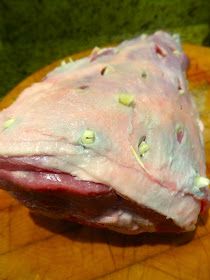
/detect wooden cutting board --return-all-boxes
[0,44,210,280]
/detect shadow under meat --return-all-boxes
[30,211,197,248]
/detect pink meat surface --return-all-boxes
[0,31,209,234]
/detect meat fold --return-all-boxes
[0,31,209,234]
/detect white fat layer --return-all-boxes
[0,31,206,231]
[97,209,155,232]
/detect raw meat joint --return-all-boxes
[0,31,209,234]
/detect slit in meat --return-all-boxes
[155,44,167,57]
[77,85,89,90]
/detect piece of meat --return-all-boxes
[0,31,209,234]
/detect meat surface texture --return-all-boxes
[0,31,209,234]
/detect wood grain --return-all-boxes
[0,44,210,280]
